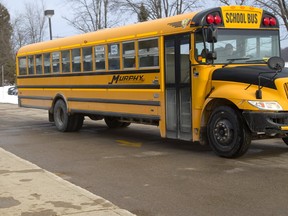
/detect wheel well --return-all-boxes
[199,98,240,145]
[202,99,239,126]
[48,95,67,122]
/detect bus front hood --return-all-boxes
[211,65,288,90]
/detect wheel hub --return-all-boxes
[214,120,233,145]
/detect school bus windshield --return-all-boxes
[195,29,280,64]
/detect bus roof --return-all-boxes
[17,11,198,56]
[17,5,276,56]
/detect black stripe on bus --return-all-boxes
[17,84,160,89]
[17,69,160,79]
[71,109,160,121]
[68,98,160,106]
[19,104,50,110]
[18,96,53,100]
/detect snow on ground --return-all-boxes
[0,86,18,104]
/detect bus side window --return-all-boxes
[35,54,43,74]
[95,45,106,71]
[28,56,35,75]
[83,47,92,72]
[18,57,27,75]
[52,52,60,73]
[138,38,159,68]
[44,53,51,74]
[72,49,81,72]
[62,50,71,73]
[108,43,120,70]
[123,41,135,69]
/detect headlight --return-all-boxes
[248,101,283,111]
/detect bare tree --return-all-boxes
[254,0,288,33]
[113,0,202,21]
[12,0,47,50]
[12,16,28,52]
[138,3,149,22]
[22,1,47,43]
[63,0,113,33]
[218,0,251,5]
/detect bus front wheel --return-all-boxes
[207,106,251,158]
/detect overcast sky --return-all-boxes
[2,0,77,40]
[2,0,288,48]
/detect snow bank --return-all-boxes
[0,86,18,104]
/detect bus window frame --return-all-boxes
[108,43,121,71]
[35,54,43,75]
[138,37,160,69]
[82,46,94,72]
[52,51,61,73]
[61,50,71,73]
[43,53,52,74]
[18,56,28,76]
[28,55,35,75]
[72,48,82,73]
[95,45,107,71]
[123,41,136,70]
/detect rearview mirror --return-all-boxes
[206,26,218,43]
[267,56,285,71]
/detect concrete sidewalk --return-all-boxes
[0,147,136,216]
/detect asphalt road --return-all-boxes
[1,103,288,216]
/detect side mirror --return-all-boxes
[206,26,218,43]
[267,56,285,71]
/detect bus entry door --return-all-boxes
[164,34,192,141]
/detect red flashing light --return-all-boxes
[206,14,222,25]
[206,14,214,24]
[214,15,222,25]
[270,17,277,26]
[263,17,277,26]
[263,17,270,26]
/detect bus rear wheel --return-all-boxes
[53,100,83,132]
[207,106,251,158]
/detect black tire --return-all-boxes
[207,106,251,158]
[282,137,288,145]
[70,115,84,132]
[53,100,83,132]
[54,100,70,132]
[104,117,123,128]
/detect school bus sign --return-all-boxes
[222,6,262,28]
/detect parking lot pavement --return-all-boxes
[0,147,135,216]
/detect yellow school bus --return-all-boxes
[16,5,288,158]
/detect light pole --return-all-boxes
[44,10,54,40]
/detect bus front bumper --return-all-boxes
[242,111,288,135]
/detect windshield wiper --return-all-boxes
[245,59,267,63]
[222,57,250,68]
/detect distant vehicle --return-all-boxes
[7,86,18,95]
